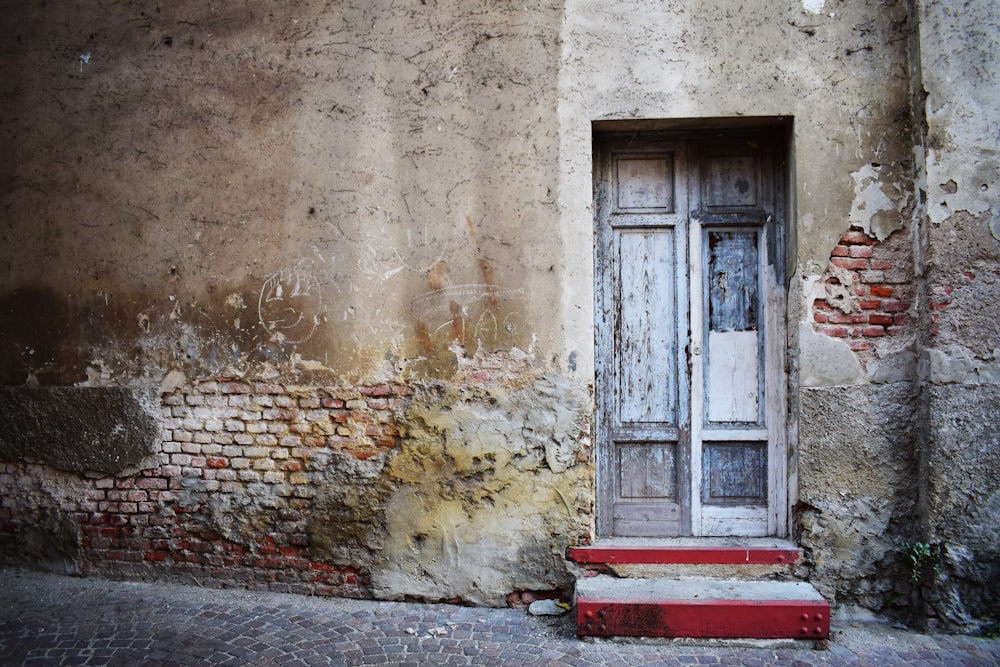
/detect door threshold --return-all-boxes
[570,537,800,565]
[589,537,796,548]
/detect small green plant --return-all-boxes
[905,541,933,582]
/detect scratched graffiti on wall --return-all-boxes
[410,283,526,357]
[258,269,324,345]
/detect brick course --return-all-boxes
[0,382,411,598]
[812,226,914,352]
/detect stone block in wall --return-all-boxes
[0,387,160,474]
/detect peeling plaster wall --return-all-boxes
[0,0,995,627]
[558,0,922,616]
[0,0,588,605]
[914,0,1000,632]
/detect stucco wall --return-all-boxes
[915,0,1000,632]
[0,0,995,626]
[1,0,588,606]
[558,0,922,616]
[0,0,568,385]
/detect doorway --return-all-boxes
[594,127,788,538]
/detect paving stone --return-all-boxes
[1,567,998,665]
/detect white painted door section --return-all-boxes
[594,130,787,538]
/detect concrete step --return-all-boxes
[575,576,830,640]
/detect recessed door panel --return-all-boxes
[616,229,678,426]
[619,443,677,499]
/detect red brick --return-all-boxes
[870,285,893,298]
[860,271,885,284]
[849,245,874,258]
[346,449,379,460]
[831,245,850,257]
[207,457,228,469]
[828,312,856,325]
[894,313,910,325]
[220,382,251,394]
[862,326,886,337]
[847,338,872,352]
[840,231,876,245]
[884,300,912,313]
[831,257,869,270]
[859,300,881,310]
[887,326,906,336]
[868,313,894,326]
[813,312,828,323]
[869,259,894,270]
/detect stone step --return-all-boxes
[575,576,830,640]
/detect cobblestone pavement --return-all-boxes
[1,568,997,666]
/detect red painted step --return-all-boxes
[576,577,830,640]
[569,543,800,566]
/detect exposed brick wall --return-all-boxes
[812,226,914,352]
[1,381,410,597]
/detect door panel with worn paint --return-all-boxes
[595,130,786,538]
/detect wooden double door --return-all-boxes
[594,129,788,538]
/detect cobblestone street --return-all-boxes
[1,568,997,666]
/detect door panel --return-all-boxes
[619,444,676,498]
[616,156,676,211]
[595,129,786,538]
[707,231,759,333]
[616,229,678,425]
[706,330,759,423]
[702,153,760,210]
[701,442,767,504]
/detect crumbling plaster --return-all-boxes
[911,0,1000,631]
[557,0,914,382]
[0,0,994,627]
[919,0,1000,229]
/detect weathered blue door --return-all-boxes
[594,130,787,538]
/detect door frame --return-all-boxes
[593,124,791,539]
